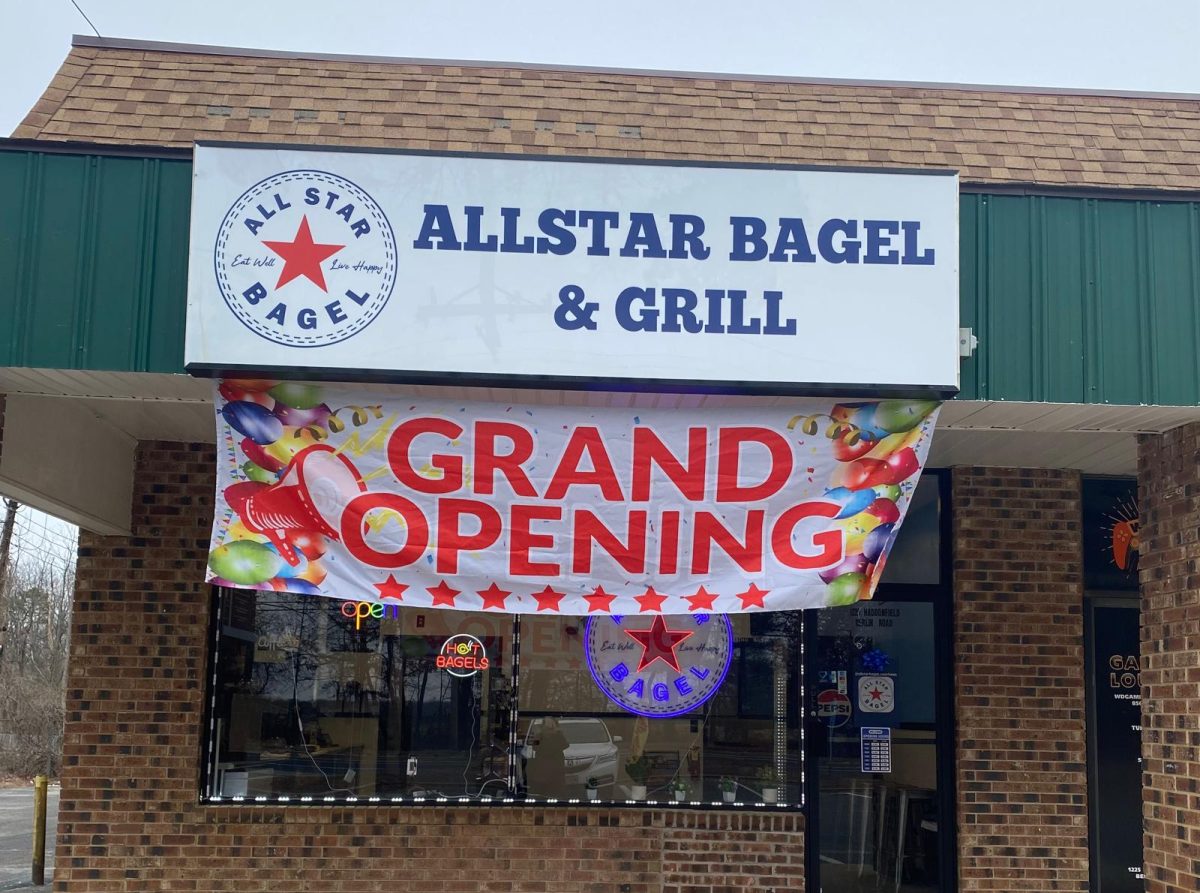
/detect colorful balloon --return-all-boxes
[826,572,868,606]
[240,437,286,473]
[881,447,921,484]
[241,460,278,484]
[832,430,877,462]
[288,530,328,562]
[219,381,275,410]
[274,402,332,428]
[825,486,877,519]
[873,484,902,503]
[209,540,283,586]
[268,545,310,579]
[819,552,869,584]
[873,400,938,434]
[226,378,277,392]
[296,562,328,586]
[269,382,324,410]
[863,523,895,563]
[225,520,269,544]
[836,512,884,554]
[838,458,888,491]
[864,497,901,525]
[222,401,283,445]
[262,426,323,467]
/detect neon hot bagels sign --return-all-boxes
[585,613,733,718]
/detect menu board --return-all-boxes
[1086,600,1143,892]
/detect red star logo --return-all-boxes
[374,574,408,602]
[584,586,617,613]
[735,583,770,609]
[533,585,565,612]
[635,586,668,613]
[427,580,460,607]
[623,616,694,673]
[684,586,718,612]
[477,583,511,611]
[261,215,345,292]
[869,687,883,700]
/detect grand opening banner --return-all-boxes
[208,380,939,614]
[185,145,959,395]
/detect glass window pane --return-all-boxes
[880,476,941,585]
[515,612,802,808]
[206,589,513,801]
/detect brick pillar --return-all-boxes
[953,467,1089,892]
[1138,423,1200,893]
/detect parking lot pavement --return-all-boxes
[0,786,58,889]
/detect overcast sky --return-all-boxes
[3,0,1200,134]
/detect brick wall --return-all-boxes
[952,467,1089,892]
[1138,424,1200,893]
[56,440,804,893]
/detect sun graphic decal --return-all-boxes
[1104,495,1139,573]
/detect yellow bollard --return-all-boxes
[32,775,47,886]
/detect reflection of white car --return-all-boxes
[520,718,622,788]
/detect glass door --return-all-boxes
[805,472,955,893]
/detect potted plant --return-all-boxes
[669,778,689,802]
[756,766,780,804]
[585,777,600,801]
[625,756,650,800]
[719,776,737,803]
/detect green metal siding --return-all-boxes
[0,146,191,374]
[3,144,1200,407]
[959,193,1200,404]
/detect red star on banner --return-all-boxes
[684,586,718,612]
[869,686,884,701]
[624,616,695,672]
[635,586,668,613]
[427,580,461,607]
[262,215,345,291]
[478,583,511,611]
[374,574,408,602]
[584,586,617,613]
[736,583,770,609]
[533,585,565,612]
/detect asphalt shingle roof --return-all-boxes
[13,37,1200,191]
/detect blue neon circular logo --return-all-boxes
[213,169,397,348]
[585,614,733,718]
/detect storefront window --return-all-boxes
[205,589,802,808]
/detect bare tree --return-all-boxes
[0,507,76,777]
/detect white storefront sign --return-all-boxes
[185,144,959,394]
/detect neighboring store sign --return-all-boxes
[584,613,733,717]
[207,380,939,614]
[1082,478,1139,591]
[1086,600,1143,892]
[185,144,960,395]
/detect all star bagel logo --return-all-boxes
[585,614,733,718]
[214,170,397,348]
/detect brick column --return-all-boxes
[953,467,1089,892]
[1138,423,1200,893]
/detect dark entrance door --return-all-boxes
[805,472,956,893]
